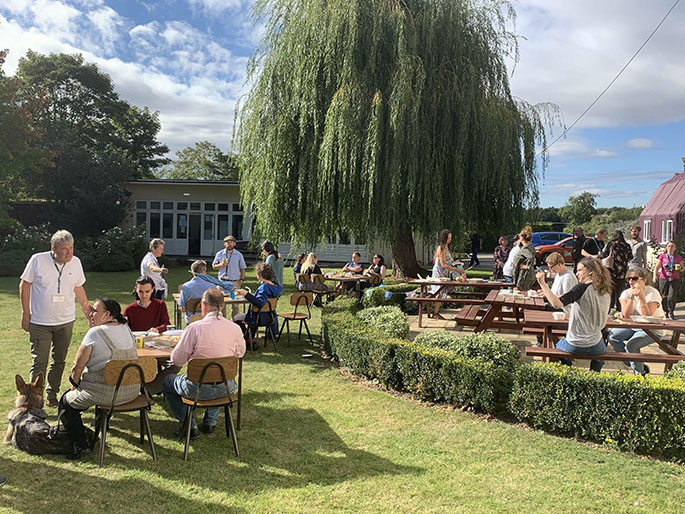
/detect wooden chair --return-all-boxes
[277,293,313,345]
[95,357,158,467]
[181,298,202,327]
[187,313,203,324]
[180,357,242,461]
[309,274,336,305]
[245,297,279,351]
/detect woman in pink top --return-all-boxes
[653,240,682,319]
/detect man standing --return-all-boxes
[581,229,607,258]
[141,238,168,299]
[571,226,586,271]
[19,230,92,407]
[179,260,235,323]
[468,231,481,269]
[212,236,246,288]
[162,289,245,437]
[628,225,648,271]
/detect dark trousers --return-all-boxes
[610,278,628,311]
[155,289,165,300]
[469,251,480,266]
[659,278,681,314]
[58,394,89,450]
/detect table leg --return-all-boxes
[173,299,180,328]
[474,305,498,333]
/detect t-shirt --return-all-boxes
[628,239,647,269]
[619,285,664,318]
[81,324,136,372]
[551,270,578,313]
[572,235,587,262]
[344,261,363,274]
[560,282,611,348]
[212,249,247,281]
[502,245,521,277]
[582,237,604,257]
[140,252,167,292]
[20,251,86,326]
[265,254,284,287]
[657,253,682,281]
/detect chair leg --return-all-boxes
[225,403,239,458]
[98,410,109,467]
[298,319,303,340]
[276,318,286,342]
[183,406,193,461]
[269,327,278,351]
[140,410,145,444]
[303,319,314,345]
[142,409,156,460]
[285,319,291,346]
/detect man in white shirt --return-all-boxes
[140,238,168,299]
[546,253,578,313]
[19,230,92,407]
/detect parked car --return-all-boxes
[534,236,574,265]
[531,232,572,247]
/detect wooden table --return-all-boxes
[324,274,369,296]
[172,293,249,327]
[407,279,510,328]
[523,310,685,357]
[465,289,549,333]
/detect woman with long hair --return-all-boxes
[536,257,612,372]
[262,240,283,288]
[598,229,633,311]
[429,229,466,319]
[512,226,536,291]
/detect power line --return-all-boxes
[539,0,681,156]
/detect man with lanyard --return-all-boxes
[571,226,586,271]
[212,235,246,287]
[179,260,236,323]
[19,230,92,407]
[627,225,648,271]
[581,228,607,258]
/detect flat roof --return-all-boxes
[125,179,239,186]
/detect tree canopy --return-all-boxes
[158,141,240,181]
[236,0,556,274]
[560,192,598,228]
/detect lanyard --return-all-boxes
[668,254,675,269]
[225,251,232,270]
[593,238,601,253]
[51,253,66,294]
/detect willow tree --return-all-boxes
[236,0,556,277]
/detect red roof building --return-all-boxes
[640,157,685,245]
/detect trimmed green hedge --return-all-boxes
[356,306,409,339]
[665,361,685,381]
[362,284,418,311]
[510,363,685,460]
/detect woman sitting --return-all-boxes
[293,252,306,286]
[608,267,664,375]
[59,298,139,459]
[235,263,283,350]
[536,257,612,372]
[360,254,387,292]
[123,276,171,333]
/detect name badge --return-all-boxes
[52,295,65,303]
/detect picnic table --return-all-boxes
[523,310,685,370]
[407,279,509,328]
[172,292,249,327]
[324,273,370,296]
[463,289,549,332]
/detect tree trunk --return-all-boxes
[391,231,428,279]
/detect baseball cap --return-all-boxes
[223,236,237,242]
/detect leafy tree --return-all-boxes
[560,192,598,228]
[235,0,556,276]
[158,141,240,180]
[12,51,170,235]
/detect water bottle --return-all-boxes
[230,290,235,300]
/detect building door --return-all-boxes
[189,214,201,256]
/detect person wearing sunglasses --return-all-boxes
[607,268,664,376]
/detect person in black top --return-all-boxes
[571,226,586,271]
[581,228,607,258]
[468,231,481,268]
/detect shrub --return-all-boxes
[0,225,52,276]
[665,361,685,381]
[510,363,685,460]
[322,297,361,316]
[78,226,148,272]
[363,284,418,311]
[356,306,409,339]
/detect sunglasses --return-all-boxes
[627,276,641,281]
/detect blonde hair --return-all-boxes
[546,253,565,267]
[518,226,532,244]
[577,257,612,295]
[302,253,318,273]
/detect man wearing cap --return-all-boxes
[179,260,235,323]
[212,236,246,287]
[19,230,93,407]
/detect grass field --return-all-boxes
[1,265,684,513]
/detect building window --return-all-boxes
[662,219,673,243]
[190,202,201,211]
[150,212,161,238]
[217,214,229,240]
[136,211,146,227]
[136,201,146,210]
[163,213,173,239]
[232,214,243,240]
[205,203,215,211]
[643,219,651,240]
[150,201,161,210]
[203,214,213,240]
[177,213,188,239]
[218,203,229,211]
[177,202,188,211]
[232,203,242,212]
[163,201,174,210]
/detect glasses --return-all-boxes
[627,276,641,281]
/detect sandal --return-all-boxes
[433,313,446,320]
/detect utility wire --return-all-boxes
[539,0,681,156]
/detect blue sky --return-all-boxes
[1,0,684,209]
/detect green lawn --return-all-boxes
[1,266,684,513]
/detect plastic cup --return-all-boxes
[136,336,144,349]
[230,291,235,300]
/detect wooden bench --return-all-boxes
[406,297,485,305]
[455,304,483,326]
[525,346,685,365]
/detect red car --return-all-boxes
[535,236,574,266]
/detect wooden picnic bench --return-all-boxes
[525,346,685,366]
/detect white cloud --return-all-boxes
[543,137,618,160]
[88,6,125,54]
[627,138,654,149]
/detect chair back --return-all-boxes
[296,273,311,284]
[310,274,326,285]
[187,314,203,324]
[103,357,157,386]
[187,356,239,384]
[185,298,202,313]
[255,297,279,314]
[289,292,312,317]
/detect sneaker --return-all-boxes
[200,423,216,435]
[174,424,201,440]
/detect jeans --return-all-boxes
[503,276,513,283]
[162,373,237,428]
[608,328,652,374]
[556,337,606,372]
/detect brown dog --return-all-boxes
[4,373,91,455]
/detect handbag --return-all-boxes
[601,246,614,268]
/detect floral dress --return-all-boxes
[429,249,456,297]
[493,245,510,280]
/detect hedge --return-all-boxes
[510,363,685,460]
[362,284,418,310]
[356,306,409,339]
